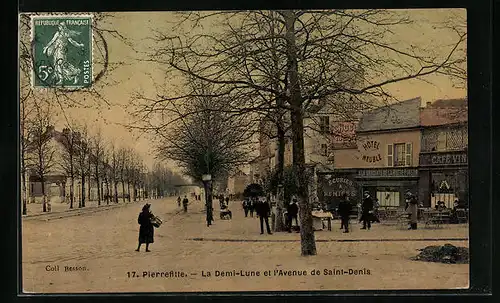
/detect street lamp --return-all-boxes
[202,174,213,227]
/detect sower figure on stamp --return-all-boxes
[255,197,273,235]
[136,203,154,252]
[338,194,352,233]
[42,21,84,85]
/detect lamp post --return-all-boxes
[202,174,213,227]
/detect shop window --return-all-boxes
[437,132,447,151]
[377,191,400,207]
[387,144,393,167]
[393,143,406,167]
[319,116,330,133]
[388,143,413,167]
[431,193,457,209]
[405,143,413,166]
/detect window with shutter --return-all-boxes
[405,143,413,166]
[387,144,393,167]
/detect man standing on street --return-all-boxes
[255,197,272,235]
[405,191,418,230]
[286,198,299,233]
[182,195,189,213]
[338,193,352,233]
[361,191,374,230]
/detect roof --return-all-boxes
[421,98,468,126]
[357,97,421,132]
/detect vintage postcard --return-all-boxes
[19,9,469,293]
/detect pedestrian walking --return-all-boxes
[136,203,155,252]
[242,199,249,217]
[255,197,272,235]
[360,191,374,230]
[286,198,299,233]
[177,196,181,207]
[225,196,230,206]
[182,195,189,212]
[405,191,418,230]
[249,198,255,217]
[338,194,352,233]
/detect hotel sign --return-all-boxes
[357,168,419,178]
[420,152,467,166]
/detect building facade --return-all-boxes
[318,97,422,209]
[418,99,468,208]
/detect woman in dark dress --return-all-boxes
[136,203,154,252]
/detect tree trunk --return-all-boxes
[274,116,287,232]
[284,10,317,256]
[127,181,131,202]
[22,170,27,215]
[121,177,126,203]
[81,175,86,207]
[133,183,137,202]
[114,180,118,203]
[105,178,110,205]
[41,177,47,212]
[87,176,91,202]
[96,165,101,206]
[69,176,74,209]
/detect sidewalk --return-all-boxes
[23,198,158,220]
[172,202,469,243]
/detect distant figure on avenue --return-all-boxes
[182,195,189,212]
[405,191,418,230]
[338,194,352,233]
[136,203,154,252]
[360,191,374,230]
[255,198,272,235]
[177,196,181,207]
[286,198,299,233]
[225,197,230,205]
[249,198,255,217]
[371,197,381,223]
[242,199,250,217]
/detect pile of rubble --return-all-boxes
[412,244,469,264]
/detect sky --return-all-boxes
[25,9,467,172]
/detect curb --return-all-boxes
[23,201,147,221]
[186,237,469,243]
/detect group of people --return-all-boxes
[335,190,419,232]
[135,189,425,252]
[242,197,273,234]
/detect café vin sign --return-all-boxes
[420,151,468,166]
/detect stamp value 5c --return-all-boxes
[31,15,93,88]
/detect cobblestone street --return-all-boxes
[22,197,469,293]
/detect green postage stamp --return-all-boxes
[31,15,93,88]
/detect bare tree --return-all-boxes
[133,9,465,255]
[117,147,128,203]
[26,101,56,212]
[91,127,106,206]
[75,125,91,208]
[60,125,79,209]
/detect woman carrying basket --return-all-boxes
[136,203,160,252]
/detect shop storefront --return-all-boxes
[419,150,468,208]
[317,169,359,211]
[355,168,419,207]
